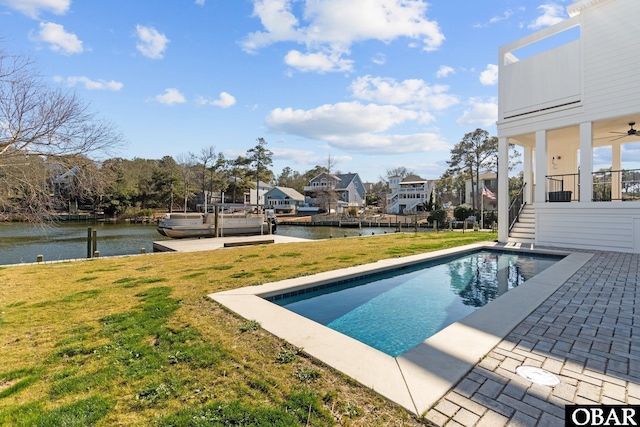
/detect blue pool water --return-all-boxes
[269,250,562,357]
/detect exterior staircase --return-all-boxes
[508,205,535,245]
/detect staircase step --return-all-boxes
[511,224,534,231]
[517,219,534,225]
[509,232,535,239]
[509,205,535,243]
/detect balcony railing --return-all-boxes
[592,169,640,202]
[545,173,579,202]
[398,185,426,193]
[545,169,640,202]
[303,184,338,191]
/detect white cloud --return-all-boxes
[266,101,450,155]
[349,75,458,110]
[528,4,566,29]
[436,65,454,78]
[456,98,498,127]
[242,0,444,73]
[33,22,83,55]
[242,0,302,52]
[154,88,186,105]
[324,133,450,155]
[479,64,498,86]
[54,76,123,91]
[284,49,353,73]
[195,0,205,5]
[490,9,513,24]
[267,101,418,139]
[372,53,386,65]
[271,147,321,163]
[473,8,523,28]
[135,24,169,59]
[1,0,70,18]
[196,92,237,108]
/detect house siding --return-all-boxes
[580,0,640,120]
[536,204,640,252]
[498,0,640,136]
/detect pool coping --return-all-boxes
[208,242,593,416]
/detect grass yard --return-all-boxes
[0,231,494,426]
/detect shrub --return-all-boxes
[427,209,448,227]
[453,205,475,221]
[276,348,298,364]
[294,366,322,382]
[239,320,260,333]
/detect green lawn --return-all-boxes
[0,231,494,426]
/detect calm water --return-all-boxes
[272,250,561,357]
[0,221,394,265]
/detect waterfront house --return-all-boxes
[245,180,273,207]
[464,172,498,211]
[386,174,436,214]
[497,0,640,253]
[304,173,365,213]
[264,186,305,213]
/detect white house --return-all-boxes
[386,174,436,214]
[497,0,640,253]
[264,186,305,213]
[245,180,273,206]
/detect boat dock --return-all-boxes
[153,234,311,253]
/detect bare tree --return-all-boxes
[380,166,413,183]
[0,44,123,221]
[190,146,218,209]
[175,153,195,212]
[326,154,338,174]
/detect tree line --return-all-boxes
[1,42,520,222]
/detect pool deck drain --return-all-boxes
[424,249,640,426]
[209,242,592,416]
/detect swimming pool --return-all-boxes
[268,250,561,357]
[210,242,592,415]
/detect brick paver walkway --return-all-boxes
[424,250,640,426]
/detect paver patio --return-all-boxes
[425,249,640,426]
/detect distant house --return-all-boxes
[464,172,497,210]
[264,186,305,213]
[386,174,436,214]
[304,172,365,212]
[245,180,273,206]
[51,166,81,213]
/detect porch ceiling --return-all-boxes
[509,114,640,147]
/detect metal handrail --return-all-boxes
[545,173,580,202]
[508,182,526,232]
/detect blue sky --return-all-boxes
[0,0,572,182]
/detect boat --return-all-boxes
[157,210,276,239]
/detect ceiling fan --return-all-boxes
[610,122,639,141]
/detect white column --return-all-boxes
[535,130,548,204]
[579,122,593,203]
[498,137,509,243]
[612,143,622,201]
[523,146,534,204]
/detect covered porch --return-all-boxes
[498,115,640,253]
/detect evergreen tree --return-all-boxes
[246,138,273,207]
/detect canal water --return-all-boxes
[0,221,403,266]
